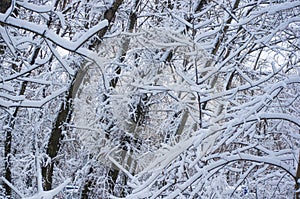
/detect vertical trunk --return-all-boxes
[107,169,120,194]
[3,117,17,196]
[0,0,11,59]
[81,167,93,199]
[296,151,300,199]
[201,0,240,110]
[42,99,71,190]
[4,128,12,196]
[107,0,140,194]
[0,0,11,14]
[43,0,125,192]
[79,0,140,196]
[42,68,84,190]
[3,79,27,196]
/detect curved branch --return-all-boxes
[167,153,296,198]
[0,13,108,53]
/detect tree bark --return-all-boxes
[296,151,300,199]
[3,80,28,196]
[4,125,12,196]
[42,67,86,190]
[0,0,11,14]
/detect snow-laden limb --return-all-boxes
[0,177,25,198]
[141,136,196,174]
[249,113,300,128]
[0,13,108,52]
[1,177,71,199]
[16,77,52,85]
[0,92,25,102]
[0,82,14,92]
[22,178,71,199]
[216,112,300,136]
[16,1,54,13]
[0,26,17,57]
[46,39,75,76]
[107,154,135,181]
[0,87,68,108]
[255,17,300,44]
[199,69,300,105]
[168,11,193,29]
[1,155,71,199]
[163,153,296,199]
[0,64,42,83]
[131,124,223,196]
[238,1,300,25]
[85,51,110,91]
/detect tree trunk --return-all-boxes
[0,0,11,14]
[3,77,28,196]
[296,151,300,199]
[4,127,12,196]
[77,0,127,196]
[42,0,126,191]
[42,67,87,190]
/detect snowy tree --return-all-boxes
[0,0,300,198]
[73,0,300,198]
[0,0,108,197]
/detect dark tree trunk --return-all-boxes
[296,152,300,199]
[42,77,75,190]
[4,128,12,196]
[79,0,125,197]
[3,79,27,196]
[40,0,125,189]
[0,0,11,14]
